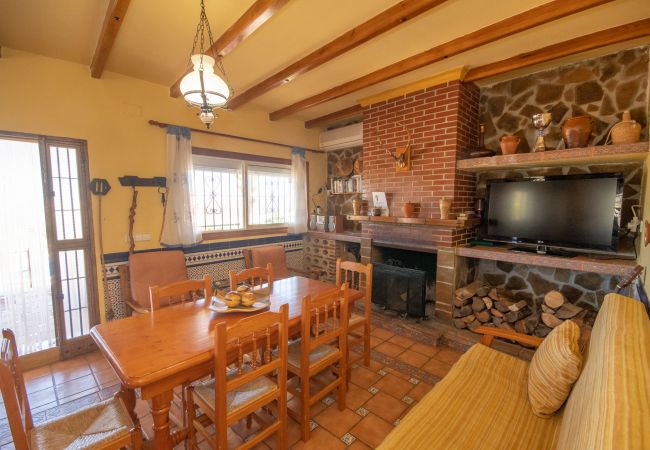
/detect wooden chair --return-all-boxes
[149,275,213,310]
[287,284,349,441]
[243,245,323,280]
[118,249,188,314]
[228,263,274,292]
[186,305,289,449]
[0,329,142,450]
[148,275,213,428]
[336,259,373,377]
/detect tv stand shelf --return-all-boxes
[456,245,637,276]
[457,142,648,172]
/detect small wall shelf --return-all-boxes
[346,215,480,229]
[329,192,362,196]
[457,142,648,173]
[456,245,637,276]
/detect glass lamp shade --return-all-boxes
[180,54,230,108]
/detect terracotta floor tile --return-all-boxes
[349,366,381,389]
[367,359,383,371]
[363,392,407,423]
[383,366,411,381]
[52,362,92,384]
[88,358,112,373]
[410,342,440,358]
[287,396,327,418]
[369,335,384,348]
[387,334,416,349]
[93,367,118,388]
[291,426,346,450]
[347,440,372,450]
[25,374,54,394]
[395,349,429,368]
[408,381,434,401]
[344,383,373,410]
[421,358,452,378]
[23,365,51,381]
[315,406,362,437]
[265,417,302,449]
[27,387,57,408]
[370,328,394,341]
[350,413,394,448]
[373,374,413,400]
[435,348,464,365]
[374,342,404,358]
[54,373,97,399]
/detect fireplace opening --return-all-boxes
[370,245,437,320]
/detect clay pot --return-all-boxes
[403,202,417,218]
[562,115,592,148]
[499,135,520,155]
[439,198,451,220]
[610,111,641,144]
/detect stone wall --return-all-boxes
[326,146,363,231]
[303,235,347,282]
[480,46,649,153]
[476,259,620,310]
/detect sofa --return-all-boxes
[378,293,650,449]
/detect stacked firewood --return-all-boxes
[453,280,589,338]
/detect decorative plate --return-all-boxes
[335,159,354,177]
[353,158,362,175]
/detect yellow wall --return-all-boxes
[0,48,325,321]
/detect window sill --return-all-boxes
[202,227,289,241]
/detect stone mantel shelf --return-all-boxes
[456,245,637,276]
[346,215,480,229]
[457,142,648,173]
[305,230,363,243]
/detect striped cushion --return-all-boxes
[528,320,582,418]
[556,294,650,449]
[377,344,562,450]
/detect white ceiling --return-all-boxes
[1,0,649,125]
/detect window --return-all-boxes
[193,153,293,233]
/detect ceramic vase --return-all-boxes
[610,111,641,144]
[403,202,417,218]
[499,135,520,155]
[352,199,362,215]
[562,115,592,148]
[439,198,451,220]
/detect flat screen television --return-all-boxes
[479,173,623,254]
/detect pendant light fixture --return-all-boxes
[180,0,231,128]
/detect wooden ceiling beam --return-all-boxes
[269,0,614,120]
[465,19,650,82]
[304,105,364,129]
[90,0,131,78]
[170,0,290,97]
[227,0,449,110]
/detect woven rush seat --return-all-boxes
[191,367,278,414]
[30,397,133,450]
[287,340,338,368]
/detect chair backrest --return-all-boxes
[229,264,274,291]
[301,284,349,360]
[336,259,373,320]
[129,250,188,309]
[0,329,32,450]
[149,275,212,310]
[213,304,288,442]
[245,245,290,279]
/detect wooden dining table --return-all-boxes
[90,276,362,449]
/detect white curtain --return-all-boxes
[160,126,202,246]
[0,139,55,354]
[289,148,308,233]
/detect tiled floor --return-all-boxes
[0,325,464,449]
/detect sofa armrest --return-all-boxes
[125,300,150,315]
[475,325,543,348]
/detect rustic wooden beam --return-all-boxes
[304,105,364,129]
[227,0,448,110]
[269,0,614,120]
[170,0,290,97]
[90,0,132,78]
[465,18,650,82]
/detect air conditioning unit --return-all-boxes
[318,123,362,151]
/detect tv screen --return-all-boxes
[480,173,623,253]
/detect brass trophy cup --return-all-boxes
[532,112,552,152]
